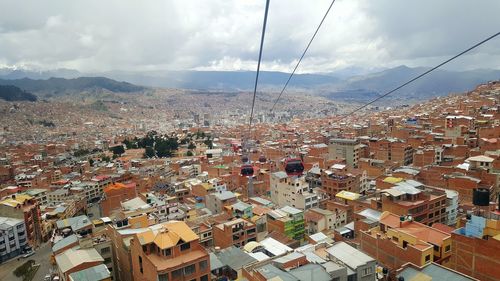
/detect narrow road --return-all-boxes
[0,241,53,281]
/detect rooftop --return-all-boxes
[56,215,92,232]
[55,247,104,274]
[326,242,374,269]
[397,262,477,281]
[69,264,111,281]
[135,220,198,249]
[380,212,450,246]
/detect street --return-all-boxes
[0,242,53,281]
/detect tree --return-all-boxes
[204,139,213,149]
[188,142,196,150]
[102,155,111,162]
[187,151,193,156]
[89,159,94,166]
[144,147,155,158]
[110,145,125,155]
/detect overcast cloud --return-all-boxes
[0,0,499,73]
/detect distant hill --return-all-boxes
[328,66,500,101]
[97,70,340,91]
[0,77,146,94]
[1,66,499,102]
[0,85,37,101]
[101,68,500,101]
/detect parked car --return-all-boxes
[21,250,34,258]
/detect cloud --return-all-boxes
[0,0,499,72]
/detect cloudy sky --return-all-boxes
[1,0,499,73]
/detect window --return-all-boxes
[180,242,191,251]
[200,260,208,271]
[162,248,171,256]
[445,245,451,252]
[184,264,195,275]
[425,255,431,263]
[201,275,209,281]
[101,247,111,255]
[362,267,372,276]
[158,274,168,281]
[104,257,112,264]
[139,256,143,274]
[172,269,182,278]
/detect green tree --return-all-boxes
[204,139,213,149]
[144,147,155,158]
[102,155,111,162]
[188,142,196,150]
[89,159,94,166]
[187,151,193,156]
[110,145,125,155]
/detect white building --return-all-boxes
[180,164,201,178]
[445,189,459,226]
[0,217,28,263]
[270,172,319,210]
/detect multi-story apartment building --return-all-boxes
[450,214,500,281]
[270,172,319,210]
[267,206,305,241]
[205,190,237,214]
[371,180,448,226]
[321,165,360,198]
[369,138,414,166]
[0,194,41,247]
[328,138,361,168]
[304,207,341,234]
[23,188,48,206]
[130,221,211,281]
[360,211,452,270]
[213,218,257,249]
[0,217,28,263]
[101,182,137,217]
[326,242,377,281]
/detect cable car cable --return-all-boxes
[270,0,336,112]
[342,31,500,117]
[248,0,271,141]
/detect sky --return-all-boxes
[1,0,499,73]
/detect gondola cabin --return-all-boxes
[284,158,304,176]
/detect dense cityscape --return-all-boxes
[0,79,499,281]
[2,1,500,281]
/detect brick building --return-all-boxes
[130,221,210,281]
[360,212,452,271]
[213,218,257,249]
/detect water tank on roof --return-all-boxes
[241,155,249,163]
[472,188,490,206]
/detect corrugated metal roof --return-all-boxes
[55,248,104,274]
[397,263,476,281]
[69,264,110,281]
[326,242,374,270]
[52,234,78,252]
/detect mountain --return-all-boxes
[321,66,500,102]
[0,77,146,94]
[1,66,499,102]
[0,85,37,101]
[99,70,340,90]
